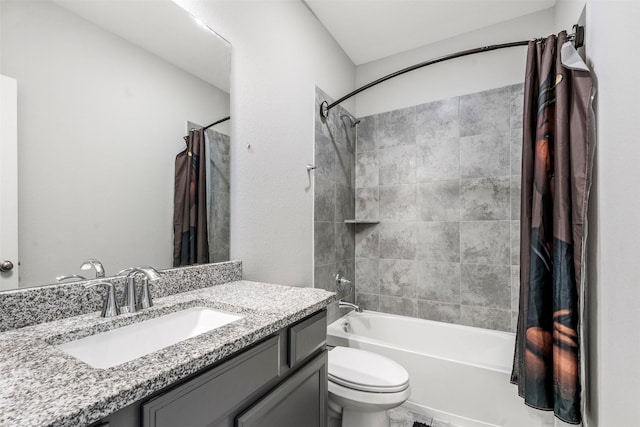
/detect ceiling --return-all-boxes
[304,0,557,65]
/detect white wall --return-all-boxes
[354,8,555,117]
[173,0,356,287]
[0,1,229,286]
[580,0,640,425]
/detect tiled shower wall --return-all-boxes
[207,128,231,262]
[313,87,356,324]
[354,84,524,332]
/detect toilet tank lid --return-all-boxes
[328,347,409,391]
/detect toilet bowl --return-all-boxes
[327,346,411,427]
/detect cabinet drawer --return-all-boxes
[142,335,280,427]
[288,310,326,368]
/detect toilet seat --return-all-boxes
[328,347,410,393]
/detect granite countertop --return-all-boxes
[0,280,336,427]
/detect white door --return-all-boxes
[0,75,19,290]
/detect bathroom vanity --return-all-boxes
[93,310,328,427]
[0,263,336,427]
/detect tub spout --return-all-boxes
[339,300,362,313]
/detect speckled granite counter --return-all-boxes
[0,280,336,427]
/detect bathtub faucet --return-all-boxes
[339,300,362,313]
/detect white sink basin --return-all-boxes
[56,307,243,369]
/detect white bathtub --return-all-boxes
[327,310,555,427]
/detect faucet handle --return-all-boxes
[335,273,352,293]
[56,274,87,282]
[85,281,120,317]
[117,266,164,281]
[116,267,135,276]
[80,259,105,278]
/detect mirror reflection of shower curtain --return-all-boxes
[173,128,209,267]
[510,31,594,425]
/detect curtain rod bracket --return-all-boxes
[320,101,329,119]
[572,24,585,48]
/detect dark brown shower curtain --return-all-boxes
[511,31,594,425]
[173,128,209,267]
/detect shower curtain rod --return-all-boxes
[203,116,230,130]
[319,25,585,118]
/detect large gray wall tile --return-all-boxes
[314,221,336,266]
[210,191,230,262]
[417,300,461,323]
[460,264,510,309]
[459,86,510,137]
[356,188,379,220]
[511,128,523,175]
[314,131,336,181]
[314,178,335,222]
[511,220,520,265]
[509,83,525,131]
[378,145,416,185]
[460,177,510,221]
[335,222,355,262]
[416,137,460,182]
[460,132,510,178]
[416,262,460,303]
[356,293,380,311]
[460,306,511,332]
[460,220,510,265]
[379,295,417,317]
[209,131,230,194]
[356,151,379,188]
[336,142,355,187]
[416,222,460,262]
[335,183,355,222]
[418,180,460,221]
[511,265,520,313]
[415,97,460,140]
[356,116,376,153]
[379,222,417,259]
[379,185,416,221]
[314,263,337,292]
[356,257,379,295]
[355,225,379,258]
[511,175,521,220]
[380,259,417,299]
[377,107,416,149]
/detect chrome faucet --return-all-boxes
[80,259,105,278]
[339,300,362,313]
[85,281,119,317]
[117,266,163,313]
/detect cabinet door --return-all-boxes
[236,350,328,427]
[142,335,281,427]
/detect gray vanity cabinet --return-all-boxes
[91,309,327,427]
[235,350,327,427]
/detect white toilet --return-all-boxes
[327,346,411,427]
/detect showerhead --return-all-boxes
[340,114,361,128]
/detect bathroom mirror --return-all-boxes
[0,0,231,289]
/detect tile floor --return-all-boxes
[389,406,461,427]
